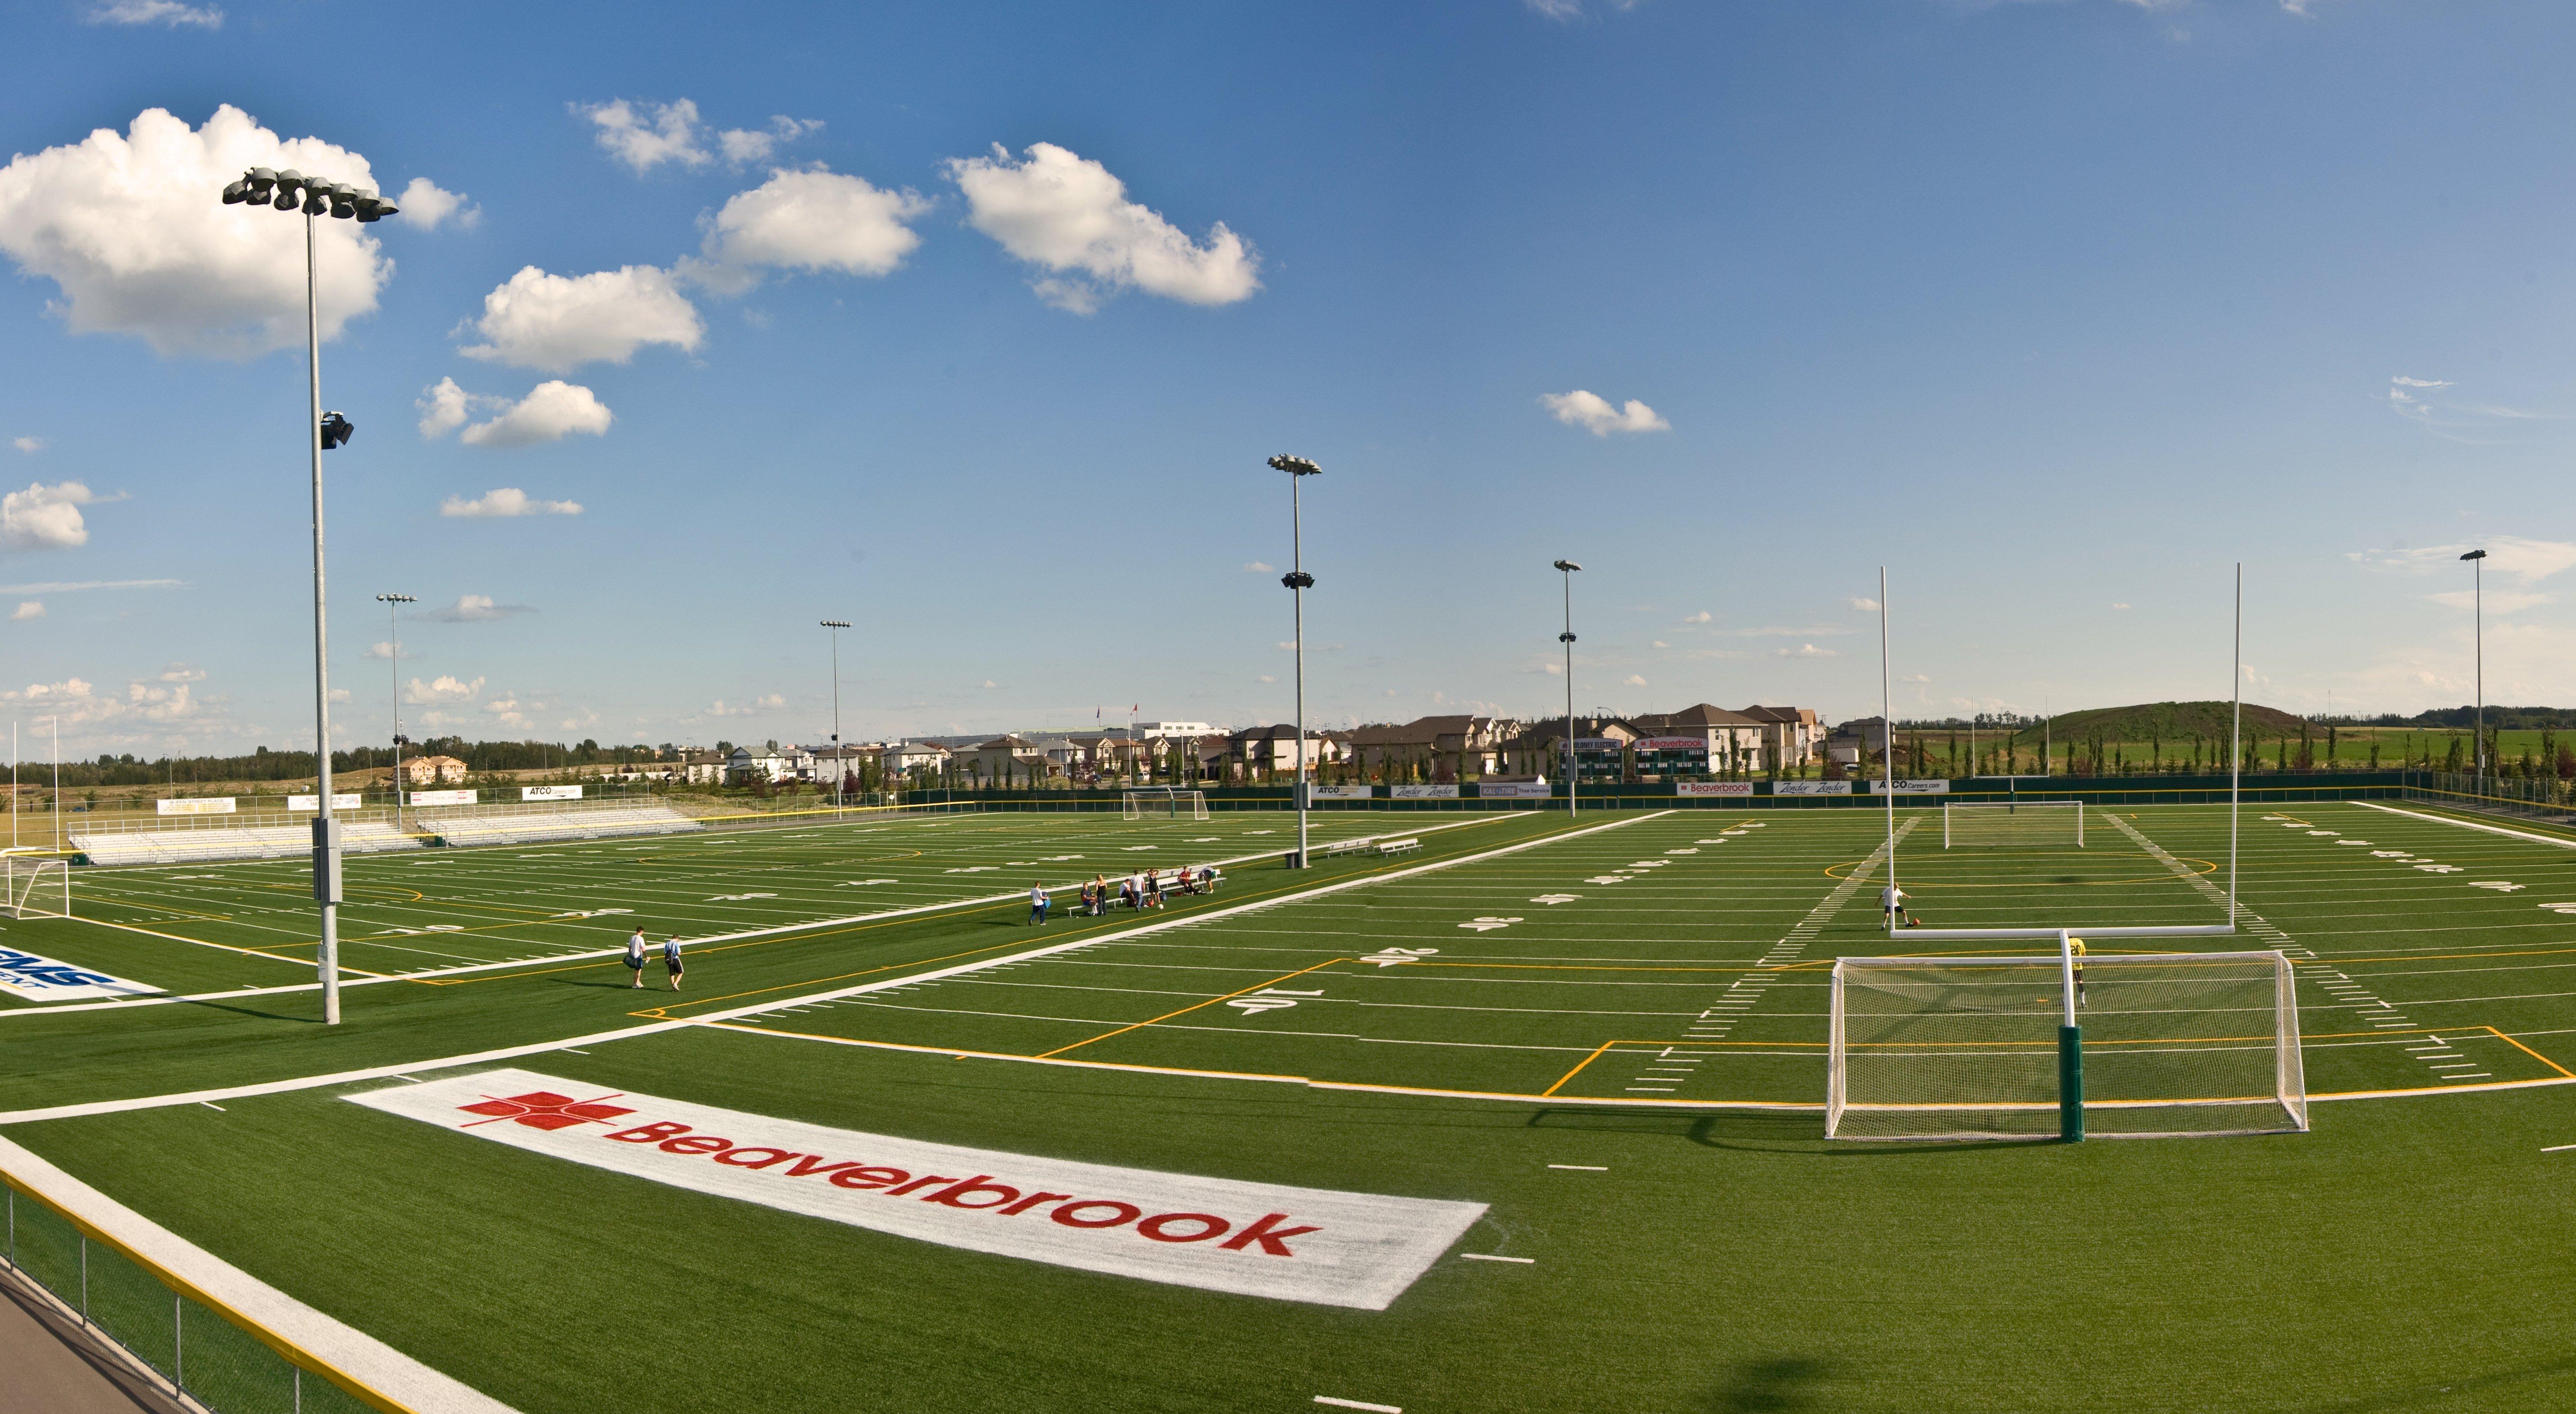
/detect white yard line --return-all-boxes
[2354,802,2576,850]
[0,813,1665,1125]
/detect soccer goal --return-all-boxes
[1826,942,2304,1142]
[1943,800,2083,848]
[1121,788,1210,821]
[0,858,71,919]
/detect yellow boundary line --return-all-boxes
[1035,957,1350,1058]
[68,915,391,975]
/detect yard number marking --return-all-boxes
[1227,987,1324,1014]
[1362,947,1440,968]
[1458,917,1523,932]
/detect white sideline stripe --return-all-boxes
[1460,1253,1535,1263]
[0,1136,520,1414]
[0,813,1667,1127]
[1546,1164,1608,1170]
[1315,1399,1403,1413]
[2354,802,2576,850]
[14,817,1504,1018]
[2543,1143,2576,1152]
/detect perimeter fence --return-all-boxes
[3,1176,382,1414]
[2401,771,2576,825]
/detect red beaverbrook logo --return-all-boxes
[457,1091,635,1132]
[600,1118,1323,1257]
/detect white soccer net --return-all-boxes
[0,858,71,919]
[1944,800,2083,848]
[1827,950,2304,1141]
[1121,788,1210,821]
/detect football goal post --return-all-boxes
[0,858,70,919]
[1827,937,2304,1142]
[1944,800,2083,848]
[1121,788,1210,821]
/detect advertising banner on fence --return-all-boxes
[155,798,235,816]
[1635,736,1713,752]
[1773,781,1853,796]
[1569,738,1625,753]
[1477,781,1552,799]
[1675,782,1755,797]
[0,947,163,1002]
[521,785,585,801]
[286,793,364,812]
[347,1069,1485,1310]
[408,789,479,807]
[1390,784,1459,800]
[1308,784,1375,801]
[1865,779,1952,795]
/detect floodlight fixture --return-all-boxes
[1554,559,1582,814]
[1269,454,1324,865]
[821,621,854,809]
[1268,453,1320,477]
[319,412,354,449]
[2461,550,2487,561]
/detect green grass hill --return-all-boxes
[2006,700,2305,746]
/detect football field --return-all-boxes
[9,801,2576,1413]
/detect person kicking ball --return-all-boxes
[1883,883,1919,928]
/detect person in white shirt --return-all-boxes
[1883,883,1919,928]
[624,928,647,989]
[1029,882,1051,927]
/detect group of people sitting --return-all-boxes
[1030,866,1226,926]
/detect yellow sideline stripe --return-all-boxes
[0,1164,421,1414]
[71,915,391,974]
[1035,957,1350,1058]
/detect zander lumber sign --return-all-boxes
[347,1069,1485,1310]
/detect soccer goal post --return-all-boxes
[1120,788,1210,821]
[0,858,70,919]
[1943,800,2083,848]
[1826,946,2304,1141]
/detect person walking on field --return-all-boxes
[625,927,648,989]
[1030,882,1051,927]
[661,934,685,990]
[1883,883,1919,929]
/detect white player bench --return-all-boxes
[1322,837,1372,856]
[1374,837,1421,857]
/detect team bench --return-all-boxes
[1374,837,1421,856]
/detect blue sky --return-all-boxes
[2,0,2572,759]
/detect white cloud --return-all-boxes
[1650,640,1669,649]
[416,377,470,439]
[700,695,784,718]
[1681,610,1711,624]
[1899,673,1930,684]
[2392,376,2452,388]
[159,664,202,682]
[0,106,391,358]
[12,438,41,454]
[579,101,821,174]
[946,142,1260,312]
[0,577,178,592]
[1,673,202,727]
[2352,537,2576,586]
[440,486,584,518]
[686,166,930,292]
[458,265,702,373]
[362,641,410,659]
[10,601,41,621]
[1847,596,1881,612]
[2430,590,2551,614]
[1257,674,1277,684]
[1526,0,1642,18]
[1243,561,1273,573]
[1623,674,1648,687]
[427,594,532,623]
[406,674,484,704]
[1541,661,1564,676]
[458,382,613,449]
[1776,643,1839,658]
[2111,602,2132,610]
[1541,390,1670,436]
[84,0,221,28]
[1,481,106,550]
[396,177,478,232]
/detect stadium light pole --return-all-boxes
[2462,549,2487,786]
[1553,560,1581,814]
[376,594,414,831]
[1269,455,1321,867]
[821,620,851,809]
[221,166,394,1027]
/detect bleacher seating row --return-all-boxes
[71,805,701,866]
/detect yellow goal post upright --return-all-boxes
[0,857,69,919]
[1826,930,2307,1144]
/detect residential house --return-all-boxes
[1828,717,1890,767]
[803,745,871,787]
[400,755,469,787]
[1738,706,1822,768]
[1625,704,1769,777]
[1502,717,1641,780]
[1345,715,1523,782]
[678,750,729,785]
[962,735,1048,781]
[882,741,950,779]
[725,745,793,784]
[1224,724,1342,781]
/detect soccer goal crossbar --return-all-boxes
[1943,799,2083,848]
[1827,943,2305,1143]
[1121,788,1210,821]
[1898,923,2237,941]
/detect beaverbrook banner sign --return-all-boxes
[347,1069,1485,1309]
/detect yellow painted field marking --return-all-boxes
[1035,957,1350,1058]
[69,915,392,975]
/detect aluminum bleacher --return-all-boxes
[421,804,701,848]
[68,802,698,866]
[72,818,425,867]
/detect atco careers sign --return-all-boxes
[155,798,235,816]
[1390,785,1459,800]
[1478,782,1551,799]
[521,785,584,801]
[1309,785,1375,801]
[0,948,163,1002]
[1865,779,1952,794]
[348,1069,1485,1310]
[286,793,363,811]
[1773,781,1853,796]
[1675,782,1754,797]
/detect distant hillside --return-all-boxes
[2004,701,2305,745]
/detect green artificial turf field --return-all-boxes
[10,800,2576,1413]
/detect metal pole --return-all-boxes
[1291,471,1309,867]
[51,717,59,854]
[304,209,342,1026]
[1880,567,1896,937]
[2475,554,2485,785]
[1557,562,1579,815]
[822,621,849,809]
[2230,563,2242,931]
[379,594,412,831]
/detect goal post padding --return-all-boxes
[1943,800,2084,848]
[1120,789,1210,821]
[0,858,70,919]
[1827,950,2304,1141]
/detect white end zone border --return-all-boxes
[0,1135,520,1414]
[2355,801,2576,850]
[0,812,1669,1126]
